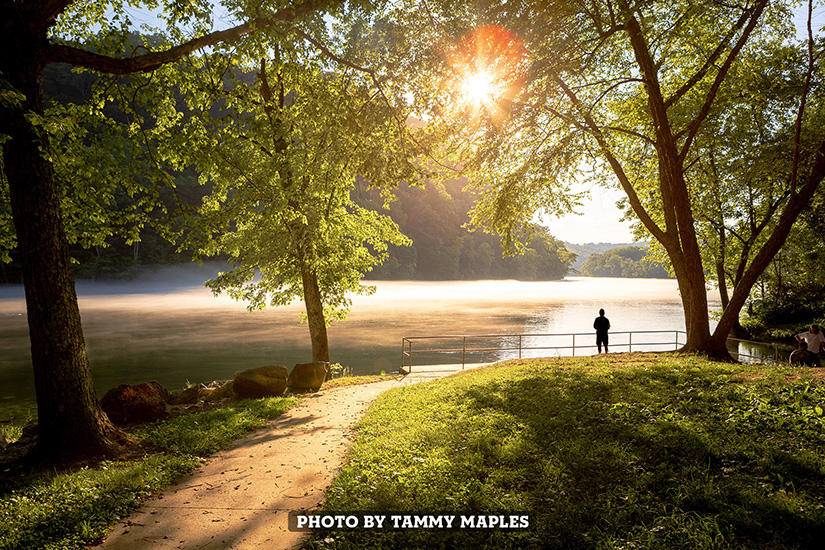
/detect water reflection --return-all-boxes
[727,339,787,365]
[1,275,717,409]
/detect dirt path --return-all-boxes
[99,365,482,550]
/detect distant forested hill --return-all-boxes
[563,242,636,271]
[360,179,576,281]
[579,245,671,278]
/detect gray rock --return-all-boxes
[170,384,203,405]
[205,380,235,402]
[288,362,329,391]
[234,366,288,398]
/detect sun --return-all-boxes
[447,25,528,120]
[461,69,496,105]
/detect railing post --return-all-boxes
[519,335,522,359]
[572,334,576,356]
[462,336,466,369]
[629,332,632,353]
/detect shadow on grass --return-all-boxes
[317,358,825,549]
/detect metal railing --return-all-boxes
[726,337,783,365]
[400,330,687,371]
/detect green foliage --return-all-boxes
[628,32,825,320]
[318,354,825,549]
[136,396,298,456]
[324,373,396,389]
[1,42,214,282]
[746,191,825,328]
[384,0,825,348]
[0,159,13,266]
[0,403,33,444]
[580,245,670,278]
[181,21,422,324]
[0,455,199,550]
[0,396,297,550]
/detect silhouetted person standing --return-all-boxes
[594,308,610,354]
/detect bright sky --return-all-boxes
[541,184,635,245]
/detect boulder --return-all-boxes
[233,366,288,398]
[198,386,216,400]
[101,381,169,425]
[169,384,203,405]
[288,362,329,392]
[204,380,235,402]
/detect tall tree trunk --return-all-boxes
[301,265,330,363]
[1,24,124,461]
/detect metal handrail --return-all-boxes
[401,330,687,371]
[726,337,783,365]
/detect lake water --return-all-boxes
[1,272,724,412]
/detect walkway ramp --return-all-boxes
[99,364,487,550]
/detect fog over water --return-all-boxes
[0,265,720,410]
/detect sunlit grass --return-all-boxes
[0,403,36,444]
[315,353,825,549]
[0,396,297,550]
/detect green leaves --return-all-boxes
[180,21,423,328]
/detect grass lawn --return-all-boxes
[314,353,825,549]
[0,396,298,550]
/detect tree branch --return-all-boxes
[714,135,825,341]
[603,125,655,146]
[37,0,74,26]
[554,75,667,243]
[679,0,768,161]
[292,27,376,76]
[663,6,753,109]
[44,1,336,74]
[790,0,816,197]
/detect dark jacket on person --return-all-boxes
[594,315,610,335]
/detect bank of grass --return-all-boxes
[315,353,825,549]
[0,396,297,550]
[0,372,390,444]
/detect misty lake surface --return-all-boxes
[1,269,721,411]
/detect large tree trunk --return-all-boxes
[1,22,125,461]
[301,266,331,363]
[675,257,732,359]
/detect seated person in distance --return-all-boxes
[790,340,819,367]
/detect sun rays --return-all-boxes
[447,25,529,124]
